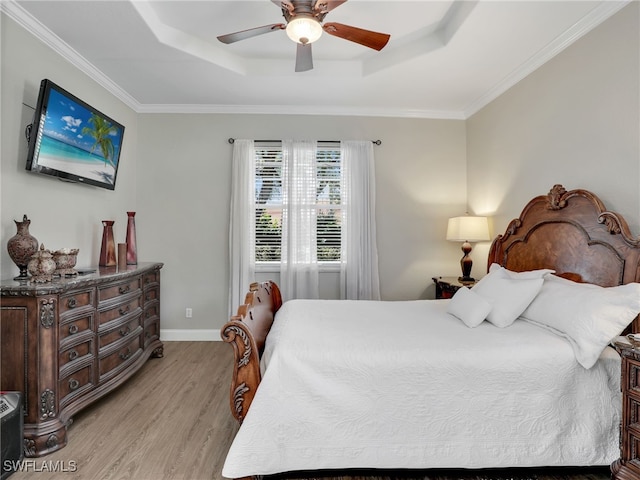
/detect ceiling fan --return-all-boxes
[217,0,391,72]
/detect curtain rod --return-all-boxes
[227,138,381,146]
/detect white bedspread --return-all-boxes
[222,299,621,478]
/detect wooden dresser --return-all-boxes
[0,262,163,457]
[612,338,640,480]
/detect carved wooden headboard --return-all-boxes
[488,184,640,330]
[488,184,640,285]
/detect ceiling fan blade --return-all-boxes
[313,0,348,14]
[217,23,285,44]
[323,22,390,51]
[295,43,313,72]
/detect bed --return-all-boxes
[220,184,640,480]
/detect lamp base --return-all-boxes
[459,241,474,284]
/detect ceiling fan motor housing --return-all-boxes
[286,14,323,44]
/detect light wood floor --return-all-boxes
[10,341,611,480]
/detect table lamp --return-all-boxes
[446,215,490,282]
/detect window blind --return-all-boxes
[253,141,342,262]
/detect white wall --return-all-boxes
[1,14,138,274]
[137,114,467,331]
[467,2,640,251]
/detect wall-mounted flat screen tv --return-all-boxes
[25,79,125,190]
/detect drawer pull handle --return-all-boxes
[68,350,79,361]
[119,285,130,294]
[119,348,132,360]
[119,326,131,336]
[119,306,130,316]
[69,324,79,335]
[67,298,77,309]
[69,378,80,391]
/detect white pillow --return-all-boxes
[472,267,544,328]
[446,287,493,328]
[521,275,640,369]
[488,263,555,279]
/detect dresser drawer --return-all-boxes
[625,358,640,394]
[144,286,159,303]
[98,277,141,304]
[98,297,141,327]
[626,395,640,431]
[59,313,94,343]
[143,270,160,287]
[99,318,141,349]
[59,364,94,407]
[623,430,640,472]
[144,319,160,347]
[143,301,159,322]
[59,288,94,317]
[59,337,94,369]
[99,336,142,381]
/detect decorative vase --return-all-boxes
[27,244,57,283]
[7,214,39,281]
[126,211,137,265]
[53,248,79,276]
[99,220,117,267]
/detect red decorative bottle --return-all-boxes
[99,220,116,267]
[126,211,137,265]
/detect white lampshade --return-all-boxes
[446,216,490,242]
[286,16,323,44]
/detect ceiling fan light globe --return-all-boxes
[286,16,323,44]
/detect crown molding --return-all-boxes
[2,0,630,120]
[1,0,144,111]
[463,0,631,118]
[136,103,466,120]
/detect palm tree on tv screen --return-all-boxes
[81,114,117,167]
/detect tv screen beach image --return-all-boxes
[32,87,124,186]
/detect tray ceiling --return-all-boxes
[3,0,631,118]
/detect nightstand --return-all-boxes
[432,276,476,299]
[612,336,640,480]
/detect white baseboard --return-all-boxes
[160,329,221,341]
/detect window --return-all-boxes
[230,138,380,305]
[253,142,342,264]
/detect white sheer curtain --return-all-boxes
[229,139,378,310]
[340,140,381,300]
[228,139,256,316]
[280,140,320,299]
